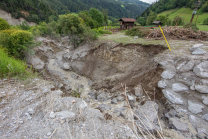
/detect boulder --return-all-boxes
[134,85,144,97]
[193,61,208,78]
[134,101,159,132]
[169,117,188,132]
[190,44,204,52]
[56,111,76,120]
[179,60,195,72]
[172,83,189,92]
[202,96,208,105]
[192,48,207,55]
[158,80,167,89]
[162,89,184,104]
[202,114,208,121]
[195,85,208,94]
[188,100,204,114]
[161,70,176,79]
[30,56,44,70]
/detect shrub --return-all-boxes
[183,23,199,31]
[203,18,208,25]
[125,27,149,37]
[0,18,10,30]
[0,46,28,78]
[19,21,31,30]
[0,29,34,59]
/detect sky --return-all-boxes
[140,0,157,4]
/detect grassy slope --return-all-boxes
[158,8,208,31]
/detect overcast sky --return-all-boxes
[140,0,157,4]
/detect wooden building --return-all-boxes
[153,21,162,27]
[119,18,136,29]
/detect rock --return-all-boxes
[111,98,118,104]
[47,132,52,136]
[201,79,208,85]
[193,61,208,78]
[195,85,208,94]
[71,74,78,79]
[30,57,44,70]
[55,111,76,120]
[117,95,125,102]
[127,95,135,101]
[162,89,184,104]
[114,107,126,113]
[172,83,189,92]
[192,48,207,55]
[134,85,144,97]
[165,109,177,119]
[158,80,167,89]
[197,128,206,135]
[134,101,159,132]
[190,44,204,52]
[196,134,204,139]
[49,112,56,119]
[134,36,138,39]
[161,70,176,79]
[188,100,204,114]
[27,108,34,115]
[179,60,195,72]
[97,92,109,102]
[169,117,188,131]
[202,96,208,105]
[97,104,111,112]
[202,114,208,121]
[51,90,63,96]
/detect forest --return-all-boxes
[0,0,149,24]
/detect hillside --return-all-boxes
[0,0,149,24]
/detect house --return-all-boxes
[153,21,162,27]
[119,18,136,29]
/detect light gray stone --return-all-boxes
[158,80,167,89]
[47,132,52,136]
[202,96,208,105]
[111,98,118,104]
[63,63,70,70]
[56,111,76,120]
[97,92,109,102]
[134,36,138,39]
[135,101,159,132]
[162,89,184,104]
[127,95,135,101]
[197,128,207,135]
[27,108,35,115]
[188,101,204,114]
[190,44,204,52]
[179,60,195,72]
[201,79,208,85]
[195,85,208,94]
[202,114,208,121]
[117,96,125,102]
[49,112,56,119]
[192,48,207,55]
[134,85,144,97]
[172,83,189,92]
[169,117,188,131]
[30,57,44,70]
[161,70,176,79]
[193,61,208,78]
[97,104,111,112]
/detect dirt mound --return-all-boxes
[147,26,208,40]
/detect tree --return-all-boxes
[172,16,184,26]
[156,15,167,25]
[90,8,104,27]
[137,17,145,26]
[203,18,208,25]
[146,11,157,25]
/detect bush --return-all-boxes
[203,18,208,25]
[19,21,31,30]
[125,27,149,37]
[0,18,10,30]
[0,29,34,59]
[0,46,28,78]
[172,16,184,26]
[183,23,199,31]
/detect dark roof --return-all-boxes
[153,21,161,24]
[119,18,136,22]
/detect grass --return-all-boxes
[158,7,208,31]
[0,47,32,79]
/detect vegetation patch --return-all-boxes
[125,27,150,37]
[0,18,10,30]
[183,23,199,31]
[0,47,28,78]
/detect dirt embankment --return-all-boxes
[55,42,167,99]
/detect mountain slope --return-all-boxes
[0,0,149,24]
